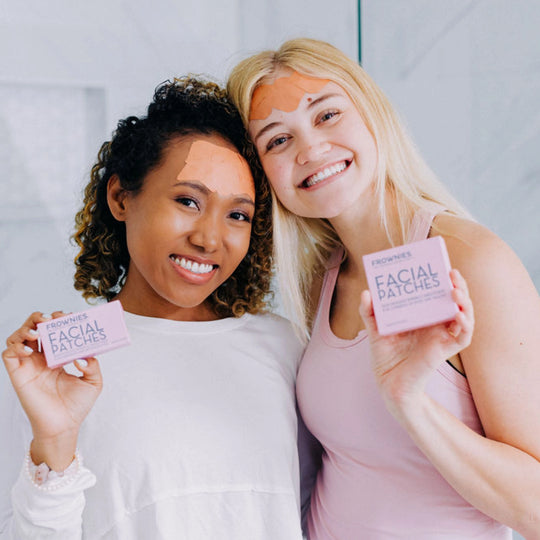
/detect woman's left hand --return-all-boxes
[359,269,474,421]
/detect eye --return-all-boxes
[175,196,199,209]
[229,211,252,223]
[266,135,290,152]
[317,109,340,124]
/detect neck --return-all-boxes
[114,277,220,322]
[328,189,406,277]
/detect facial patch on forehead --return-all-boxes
[249,71,330,121]
[177,140,255,199]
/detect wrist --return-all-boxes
[26,448,83,492]
[30,430,79,472]
[384,388,431,426]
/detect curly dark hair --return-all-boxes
[73,76,273,317]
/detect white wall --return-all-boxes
[0,0,358,341]
[362,0,540,291]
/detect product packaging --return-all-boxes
[362,236,458,335]
[37,300,131,368]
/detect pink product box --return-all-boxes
[362,236,458,336]
[37,300,131,369]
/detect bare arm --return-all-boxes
[359,217,540,538]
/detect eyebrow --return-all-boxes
[173,180,211,194]
[252,92,344,143]
[173,180,255,206]
[306,92,342,109]
[232,196,255,207]
[253,122,281,144]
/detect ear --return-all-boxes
[107,175,129,221]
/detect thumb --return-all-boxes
[74,357,102,388]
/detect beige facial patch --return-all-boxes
[249,71,330,121]
[177,140,255,199]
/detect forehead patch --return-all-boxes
[177,140,255,199]
[249,71,330,121]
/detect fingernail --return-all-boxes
[77,359,88,368]
[24,345,33,353]
[29,329,39,336]
[41,313,52,319]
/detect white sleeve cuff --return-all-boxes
[25,449,85,492]
[10,451,96,537]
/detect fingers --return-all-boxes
[450,268,469,295]
[3,312,50,373]
[448,269,474,345]
[359,289,379,335]
[5,312,50,348]
[2,311,65,375]
[5,310,67,349]
[450,270,474,318]
[2,342,35,373]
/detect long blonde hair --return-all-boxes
[227,38,470,338]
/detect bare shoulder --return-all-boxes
[434,214,540,454]
[432,214,532,286]
[432,212,539,340]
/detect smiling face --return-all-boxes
[249,70,378,220]
[108,133,255,321]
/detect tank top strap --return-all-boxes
[311,248,344,334]
[407,202,447,242]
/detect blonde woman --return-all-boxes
[228,38,540,539]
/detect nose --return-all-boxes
[296,134,331,166]
[188,212,222,253]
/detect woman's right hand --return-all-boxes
[2,311,103,470]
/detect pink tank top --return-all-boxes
[297,206,512,539]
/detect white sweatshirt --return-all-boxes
[0,312,305,539]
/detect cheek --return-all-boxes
[126,213,174,256]
[238,228,252,257]
[224,224,252,259]
[265,164,293,199]
[261,154,287,186]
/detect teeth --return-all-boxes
[171,256,214,274]
[305,162,347,187]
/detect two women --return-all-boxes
[3,37,539,540]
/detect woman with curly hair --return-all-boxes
[1,77,305,539]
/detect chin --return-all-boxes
[297,202,351,220]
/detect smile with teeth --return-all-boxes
[170,256,215,274]
[304,161,349,188]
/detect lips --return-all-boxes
[169,255,217,275]
[301,160,350,188]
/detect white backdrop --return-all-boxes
[0,3,537,538]
[0,0,358,341]
[363,0,540,291]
